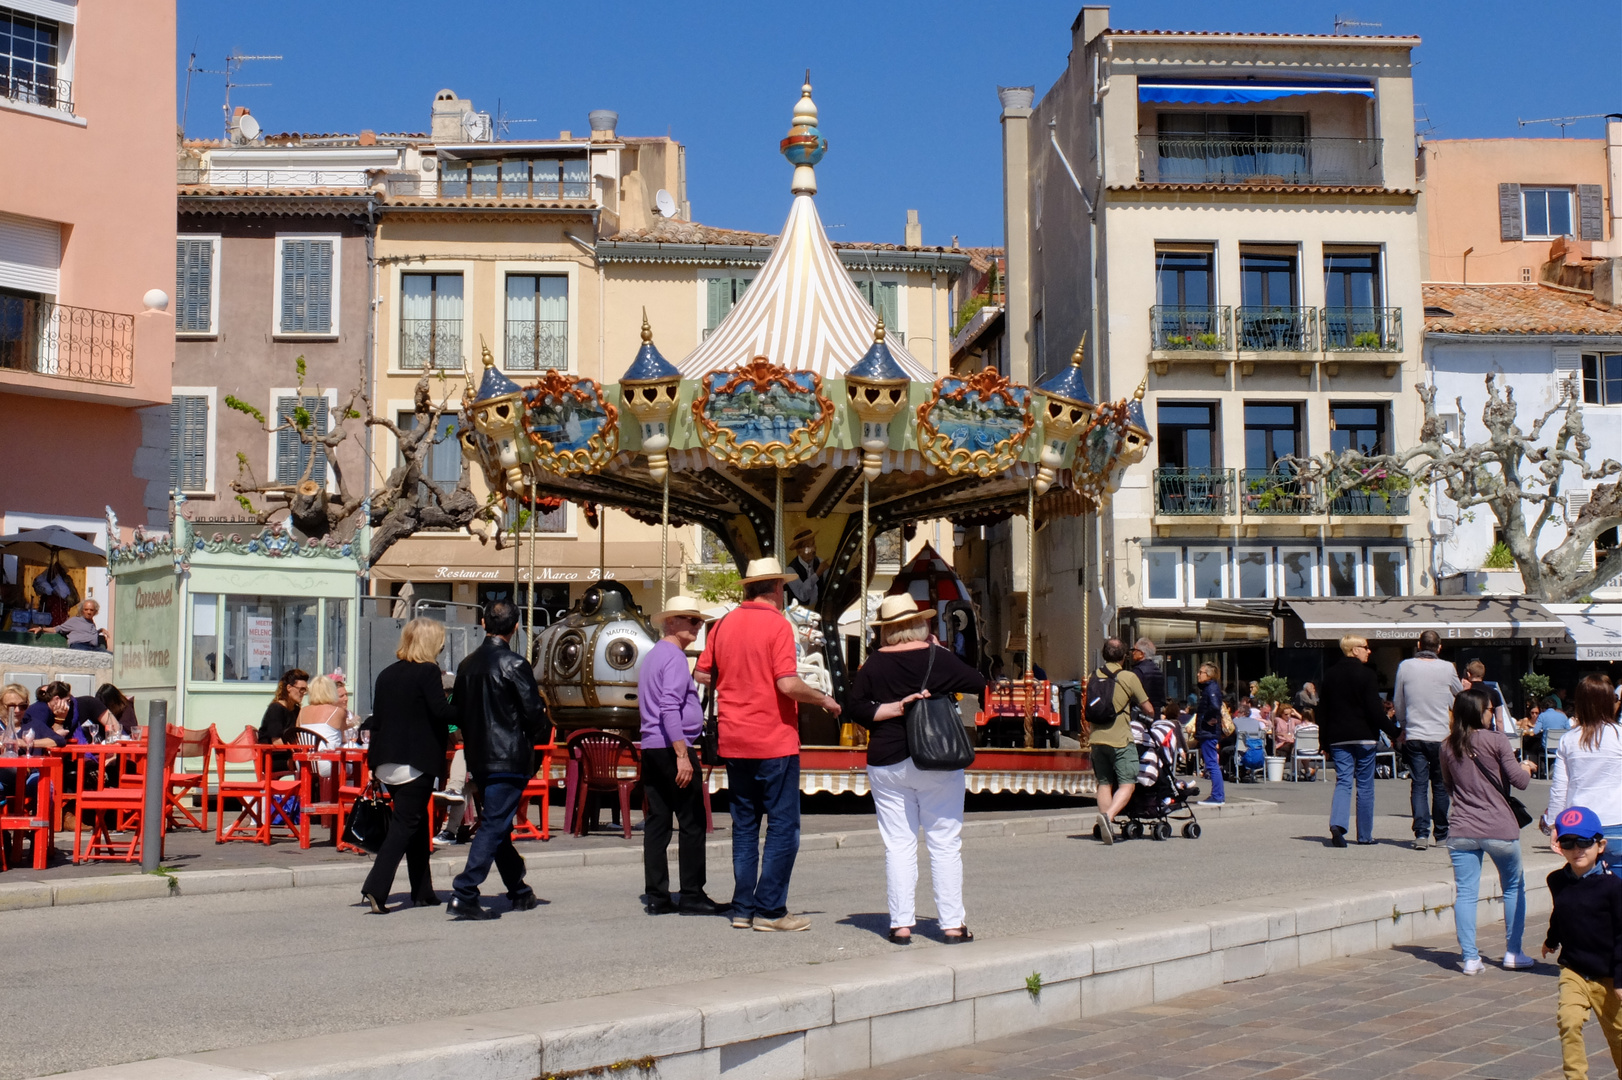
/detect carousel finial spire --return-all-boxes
[480,336,496,368]
[641,307,653,344]
[1069,332,1086,367]
[780,73,827,196]
[874,312,886,343]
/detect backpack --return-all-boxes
[1084,671,1122,729]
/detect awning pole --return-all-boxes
[526,487,537,659]
[1024,477,1036,749]
[660,470,670,612]
[774,469,784,561]
[860,477,870,667]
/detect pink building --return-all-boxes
[1,0,176,612]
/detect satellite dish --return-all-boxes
[655,189,677,219]
[461,110,491,142]
[236,113,260,141]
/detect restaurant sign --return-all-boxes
[429,566,627,582]
[112,563,179,687]
[1579,646,1622,661]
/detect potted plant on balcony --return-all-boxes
[1332,469,1412,515]
[1196,332,1222,349]
[1352,330,1383,350]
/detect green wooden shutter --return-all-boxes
[706,278,728,331]
[170,395,209,491]
[308,240,333,333]
[876,281,899,333]
[734,276,751,301]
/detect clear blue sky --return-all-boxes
[177,0,1620,247]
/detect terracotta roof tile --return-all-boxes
[1106,28,1418,41]
[1422,282,1622,335]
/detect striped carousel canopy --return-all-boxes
[675,82,933,384]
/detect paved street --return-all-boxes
[832,916,1595,1080]
[0,775,1563,1079]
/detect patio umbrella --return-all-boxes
[0,526,108,569]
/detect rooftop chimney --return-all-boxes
[904,209,922,248]
[430,88,473,142]
[588,110,619,141]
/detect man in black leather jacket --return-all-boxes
[447,601,552,919]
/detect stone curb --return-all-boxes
[29,851,1551,1080]
[1,801,1278,911]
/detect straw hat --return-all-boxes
[652,595,713,626]
[790,528,817,549]
[740,557,794,584]
[872,594,935,627]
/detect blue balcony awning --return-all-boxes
[1138,77,1374,104]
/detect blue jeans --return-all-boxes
[1200,738,1224,803]
[726,755,801,920]
[1447,837,1524,962]
[1330,743,1377,841]
[452,776,532,905]
[1404,740,1450,841]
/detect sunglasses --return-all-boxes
[1558,836,1601,851]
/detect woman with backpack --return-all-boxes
[1542,675,1622,872]
[1194,663,1225,805]
[1438,687,1532,974]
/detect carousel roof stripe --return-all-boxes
[676,194,935,382]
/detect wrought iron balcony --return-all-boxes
[1137,135,1381,187]
[1236,306,1315,352]
[1150,305,1231,351]
[1153,467,1235,516]
[399,318,464,370]
[1320,307,1402,351]
[1329,489,1410,516]
[3,72,72,114]
[0,296,133,385]
[504,319,568,372]
[1242,469,1314,515]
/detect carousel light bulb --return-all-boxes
[1032,336,1096,496]
[619,310,683,481]
[844,316,910,481]
[468,339,529,492]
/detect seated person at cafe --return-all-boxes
[297,674,353,779]
[1524,697,1572,775]
[95,683,138,737]
[31,599,108,652]
[22,681,108,745]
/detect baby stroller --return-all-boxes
[1094,712,1203,841]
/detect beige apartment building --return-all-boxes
[2,0,176,628]
[990,7,1430,697]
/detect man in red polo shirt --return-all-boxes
[696,557,841,932]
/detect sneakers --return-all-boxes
[1461,957,1484,976]
[752,914,812,932]
[1502,951,1536,970]
[1412,837,1430,851]
[1096,812,1115,845]
[731,915,753,929]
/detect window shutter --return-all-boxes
[706,278,728,330]
[170,395,209,491]
[1579,184,1604,241]
[1569,490,1597,570]
[275,396,299,483]
[175,239,213,332]
[308,240,333,333]
[877,281,899,334]
[309,395,330,486]
[1499,183,1523,241]
[734,276,750,301]
[280,240,304,332]
[170,396,183,491]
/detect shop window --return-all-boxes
[190,594,318,683]
[1369,549,1406,597]
[1325,548,1360,597]
[1236,549,1270,599]
[324,599,347,674]
[1187,547,1227,600]
[1278,547,1317,597]
[1146,549,1181,601]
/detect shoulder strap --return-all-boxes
[919,643,937,697]
[1467,741,1516,805]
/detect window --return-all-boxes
[1330,404,1387,455]
[1187,548,1227,600]
[1153,246,1221,349]
[705,275,752,336]
[1244,403,1300,470]
[1146,549,1181,601]
[1323,251,1381,310]
[1582,354,1622,405]
[1154,112,1307,182]
[1278,548,1317,597]
[396,410,462,492]
[438,156,591,199]
[276,237,336,335]
[503,498,568,534]
[1325,548,1360,597]
[1239,249,1306,349]
[852,279,900,341]
[0,8,61,109]
[1369,549,1405,596]
[1240,250,1297,308]
[400,272,463,369]
[174,237,218,335]
[1523,188,1575,239]
[1157,402,1218,470]
[1236,549,1270,599]
[170,391,211,493]
[504,274,567,370]
[324,599,348,674]
[190,594,318,683]
[274,394,330,486]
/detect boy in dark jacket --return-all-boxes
[1543,805,1622,1078]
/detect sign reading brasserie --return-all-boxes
[112,565,179,686]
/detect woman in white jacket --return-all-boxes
[1542,674,1622,871]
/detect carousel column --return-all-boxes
[527,480,538,656]
[774,469,784,560]
[660,471,670,611]
[859,478,870,667]
[1024,477,1037,749]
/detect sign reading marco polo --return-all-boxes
[112,561,180,687]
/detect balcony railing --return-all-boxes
[385,177,594,201]
[399,318,464,370]
[0,296,133,385]
[1320,307,1402,351]
[1242,469,1314,515]
[504,319,568,371]
[1137,135,1381,187]
[178,165,372,188]
[1236,306,1315,352]
[1329,490,1410,516]
[1150,305,1231,351]
[3,72,72,114]
[1153,468,1235,516]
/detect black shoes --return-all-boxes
[508,890,541,912]
[411,891,439,908]
[1330,826,1348,849]
[645,896,680,915]
[888,928,913,944]
[447,897,498,920]
[679,895,729,916]
[362,892,390,914]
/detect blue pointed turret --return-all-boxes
[475,341,521,400]
[1127,395,1147,431]
[622,311,680,382]
[847,317,909,383]
[1035,339,1094,405]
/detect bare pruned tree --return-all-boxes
[1284,375,1621,602]
[223,356,509,564]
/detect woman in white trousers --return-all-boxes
[848,595,988,943]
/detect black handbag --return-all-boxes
[1470,749,1534,830]
[904,646,976,771]
[342,778,393,853]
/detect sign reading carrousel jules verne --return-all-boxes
[112,563,179,687]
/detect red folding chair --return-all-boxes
[0,754,60,870]
[215,732,307,845]
[334,748,372,854]
[62,744,160,864]
[569,731,641,839]
[166,724,215,831]
[511,742,555,842]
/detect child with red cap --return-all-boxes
[1544,805,1622,1078]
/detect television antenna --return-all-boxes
[199,51,281,137]
[1518,113,1608,138]
[1332,14,1383,33]
[493,99,537,139]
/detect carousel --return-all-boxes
[458,78,1149,795]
